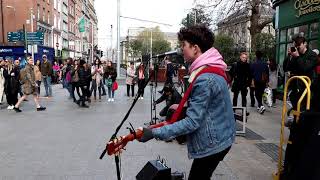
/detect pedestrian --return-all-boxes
[76,60,90,108]
[83,61,92,103]
[40,55,53,97]
[13,56,46,112]
[100,60,107,96]
[91,59,103,100]
[229,52,252,112]
[138,25,235,180]
[159,56,175,94]
[286,36,318,111]
[154,83,182,117]
[12,60,24,98]
[0,60,5,105]
[126,62,136,98]
[250,51,269,114]
[34,60,42,97]
[268,58,278,106]
[71,59,80,102]
[52,61,61,84]
[105,61,117,102]
[3,59,19,109]
[136,63,147,99]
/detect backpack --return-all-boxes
[66,71,72,83]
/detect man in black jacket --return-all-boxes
[154,83,182,117]
[286,36,318,111]
[230,52,252,109]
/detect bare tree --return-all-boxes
[196,0,274,51]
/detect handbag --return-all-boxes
[112,81,118,91]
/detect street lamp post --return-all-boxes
[1,0,4,44]
[6,6,16,29]
[116,0,120,78]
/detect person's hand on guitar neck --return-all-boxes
[137,127,154,142]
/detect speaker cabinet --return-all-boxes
[136,160,171,180]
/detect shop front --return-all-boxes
[273,0,320,66]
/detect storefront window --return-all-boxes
[309,40,319,50]
[310,23,319,38]
[279,44,286,65]
[287,25,308,41]
[280,29,286,42]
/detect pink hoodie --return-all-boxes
[189,47,227,73]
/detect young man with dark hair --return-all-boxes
[250,51,269,114]
[154,83,182,117]
[138,25,235,180]
[286,36,318,111]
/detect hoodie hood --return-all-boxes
[189,47,227,73]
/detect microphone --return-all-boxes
[152,48,182,58]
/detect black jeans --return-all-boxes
[138,79,145,97]
[254,81,266,107]
[233,87,248,107]
[127,84,135,97]
[250,87,255,106]
[6,92,18,106]
[188,147,231,180]
[272,89,277,104]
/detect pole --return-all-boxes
[110,24,113,60]
[91,21,94,63]
[80,32,83,58]
[23,24,27,60]
[116,0,120,76]
[150,29,152,63]
[30,8,34,61]
[1,0,4,44]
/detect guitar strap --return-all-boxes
[167,66,227,124]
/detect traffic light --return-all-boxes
[101,51,103,57]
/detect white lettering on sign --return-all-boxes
[0,49,13,53]
[43,49,49,53]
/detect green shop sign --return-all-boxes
[294,0,320,17]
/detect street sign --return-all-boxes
[26,32,44,42]
[7,32,22,42]
[7,31,44,44]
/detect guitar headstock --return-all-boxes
[107,129,143,155]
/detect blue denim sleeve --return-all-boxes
[152,75,215,141]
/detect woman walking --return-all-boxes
[126,62,136,98]
[13,56,46,112]
[0,60,5,104]
[34,60,42,97]
[4,60,20,109]
[136,63,147,99]
[105,61,117,102]
[91,59,104,100]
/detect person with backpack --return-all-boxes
[105,61,117,102]
[138,25,235,180]
[250,51,269,114]
[13,56,46,112]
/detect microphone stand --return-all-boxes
[146,57,159,126]
[99,61,153,180]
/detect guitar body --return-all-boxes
[165,106,187,144]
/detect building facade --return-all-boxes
[273,0,319,66]
[217,5,275,52]
[0,0,98,62]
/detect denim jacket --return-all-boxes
[152,73,236,159]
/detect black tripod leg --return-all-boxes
[115,155,121,180]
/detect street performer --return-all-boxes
[138,25,236,180]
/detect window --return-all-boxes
[54,14,56,27]
[43,8,45,22]
[280,29,286,42]
[309,40,319,50]
[57,0,61,12]
[58,17,61,29]
[63,21,68,31]
[62,3,68,15]
[310,23,319,38]
[48,11,50,24]
[37,5,40,20]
